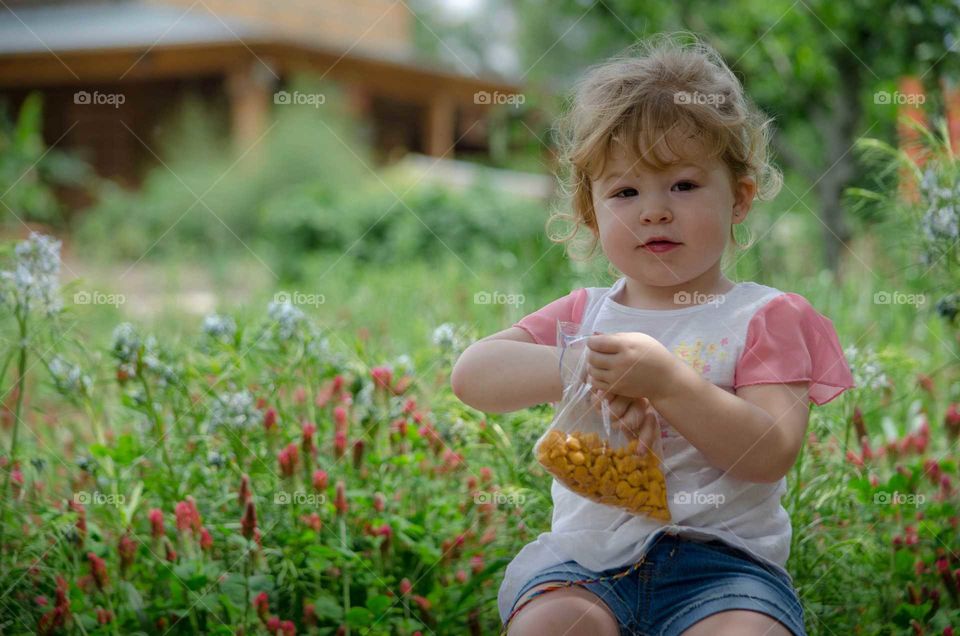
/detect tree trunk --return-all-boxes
[811,56,860,278]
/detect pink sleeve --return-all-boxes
[733,293,856,406]
[512,288,588,346]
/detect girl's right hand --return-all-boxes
[589,389,661,456]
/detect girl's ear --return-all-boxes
[732,175,758,221]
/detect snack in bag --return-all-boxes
[533,320,671,521]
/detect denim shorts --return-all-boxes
[504,533,806,636]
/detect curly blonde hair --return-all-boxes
[546,32,783,275]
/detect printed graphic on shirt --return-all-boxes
[673,336,731,375]
[659,337,733,439]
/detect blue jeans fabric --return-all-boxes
[505,533,806,636]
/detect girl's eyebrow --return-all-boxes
[600,162,706,185]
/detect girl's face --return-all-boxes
[590,138,756,289]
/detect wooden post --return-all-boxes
[226,61,275,155]
[423,92,455,158]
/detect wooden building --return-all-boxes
[0,0,524,186]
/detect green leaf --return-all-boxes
[365,594,392,617]
[894,549,915,577]
[892,601,931,627]
[310,592,344,622]
[345,607,374,628]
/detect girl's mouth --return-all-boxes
[640,241,681,253]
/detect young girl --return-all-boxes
[450,34,856,636]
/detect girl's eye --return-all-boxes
[612,188,637,198]
[672,181,698,192]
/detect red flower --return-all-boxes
[165,542,177,562]
[373,492,385,513]
[278,443,298,478]
[916,373,935,395]
[845,450,864,468]
[281,619,296,636]
[239,474,252,507]
[69,500,87,544]
[253,591,269,622]
[470,555,484,574]
[86,552,109,591]
[302,513,322,532]
[852,406,866,441]
[118,532,137,571]
[392,375,413,395]
[371,366,393,391]
[200,527,213,550]
[403,398,416,414]
[352,439,365,469]
[185,496,202,533]
[334,430,347,459]
[333,406,348,430]
[302,422,316,455]
[148,508,164,539]
[946,403,960,440]
[175,501,193,533]
[312,469,328,491]
[96,608,113,624]
[38,576,70,635]
[11,467,23,497]
[335,480,348,516]
[303,603,317,627]
[266,615,281,632]
[242,499,258,540]
[264,407,278,431]
[399,578,412,596]
[412,594,431,612]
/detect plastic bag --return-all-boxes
[534,320,671,521]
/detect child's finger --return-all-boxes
[607,394,632,420]
[637,411,660,457]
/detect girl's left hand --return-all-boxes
[589,391,662,456]
[585,332,677,401]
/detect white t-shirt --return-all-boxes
[498,276,855,623]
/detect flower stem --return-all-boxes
[0,310,28,560]
[340,515,351,636]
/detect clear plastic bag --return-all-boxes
[534,320,671,521]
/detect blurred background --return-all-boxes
[1,0,958,355]
[4,3,960,634]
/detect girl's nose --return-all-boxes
[640,207,673,224]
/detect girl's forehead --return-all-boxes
[599,145,716,179]
[595,131,721,180]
